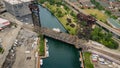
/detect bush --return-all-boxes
[83,52,94,68]
[110,15,118,19]
[103,39,119,49]
[91,27,119,49]
[0,47,4,54]
[39,35,45,56]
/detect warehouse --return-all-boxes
[0,18,10,30]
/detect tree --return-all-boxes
[105,10,111,15]
[90,27,119,49]
[70,11,76,17]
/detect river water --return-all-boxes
[39,5,81,68]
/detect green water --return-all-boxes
[39,5,81,68]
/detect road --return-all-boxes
[87,42,120,65]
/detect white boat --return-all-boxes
[45,38,48,43]
[40,59,43,65]
[46,51,49,57]
[53,28,60,32]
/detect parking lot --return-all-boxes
[0,10,38,68]
[12,27,38,68]
[0,25,21,68]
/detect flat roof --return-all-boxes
[107,18,120,28]
[4,0,32,5]
[0,18,10,28]
[0,18,8,24]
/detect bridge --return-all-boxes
[64,0,120,37]
[40,27,86,49]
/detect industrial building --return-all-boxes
[79,0,95,8]
[4,0,31,17]
[107,18,120,29]
[0,18,10,30]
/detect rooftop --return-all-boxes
[107,18,120,29]
[0,18,10,29]
[4,0,32,5]
[0,18,8,24]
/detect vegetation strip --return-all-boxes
[39,35,45,56]
[83,52,94,68]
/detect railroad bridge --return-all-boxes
[40,27,86,49]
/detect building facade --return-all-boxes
[4,0,31,17]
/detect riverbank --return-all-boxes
[41,2,77,35]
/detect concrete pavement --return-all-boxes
[0,26,21,68]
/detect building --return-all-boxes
[109,0,120,17]
[96,0,120,17]
[107,18,120,29]
[79,0,95,8]
[4,0,32,17]
[0,18,10,30]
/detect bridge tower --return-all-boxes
[29,1,41,33]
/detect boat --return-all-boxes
[53,28,61,32]
[40,59,43,65]
[45,38,48,43]
[46,51,49,57]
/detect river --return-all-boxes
[39,5,81,68]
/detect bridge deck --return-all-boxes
[41,27,86,48]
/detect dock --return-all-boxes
[79,51,85,68]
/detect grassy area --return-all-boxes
[84,9,108,23]
[45,2,77,35]
[83,52,94,68]
[39,35,45,56]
